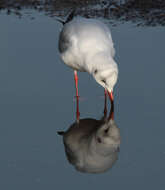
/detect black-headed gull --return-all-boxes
[58,13,118,112]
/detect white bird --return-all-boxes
[58,13,118,112]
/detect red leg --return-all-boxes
[108,91,114,120]
[104,89,107,117]
[74,70,79,98]
[74,71,80,122]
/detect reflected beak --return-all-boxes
[107,91,114,120]
[107,91,114,103]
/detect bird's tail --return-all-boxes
[56,9,76,25]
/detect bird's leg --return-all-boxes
[108,99,114,121]
[74,70,80,122]
[74,70,79,98]
[104,89,107,117]
[76,96,80,123]
[108,91,114,120]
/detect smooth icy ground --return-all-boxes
[0,12,165,190]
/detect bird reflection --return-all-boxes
[58,98,120,174]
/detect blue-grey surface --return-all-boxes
[1,11,165,190]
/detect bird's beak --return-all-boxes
[107,90,114,120]
[107,90,114,103]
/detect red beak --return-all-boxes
[108,91,114,103]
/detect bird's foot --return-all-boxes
[74,95,80,99]
[76,111,80,123]
[73,96,86,101]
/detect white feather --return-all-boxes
[58,17,118,92]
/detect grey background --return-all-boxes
[0,11,165,190]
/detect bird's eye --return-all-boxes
[94,69,98,74]
[101,79,106,83]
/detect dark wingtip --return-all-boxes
[65,9,76,24]
[57,131,65,136]
[56,9,76,25]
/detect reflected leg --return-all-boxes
[76,96,80,123]
[74,70,80,122]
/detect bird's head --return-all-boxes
[93,67,118,93]
[92,55,118,95]
[92,119,120,156]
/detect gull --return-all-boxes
[58,11,118,119]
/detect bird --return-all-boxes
[57,106,120,174]
[58,11,118,112]
[57,77,120,173]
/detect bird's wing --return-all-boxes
[58,28,72,54]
